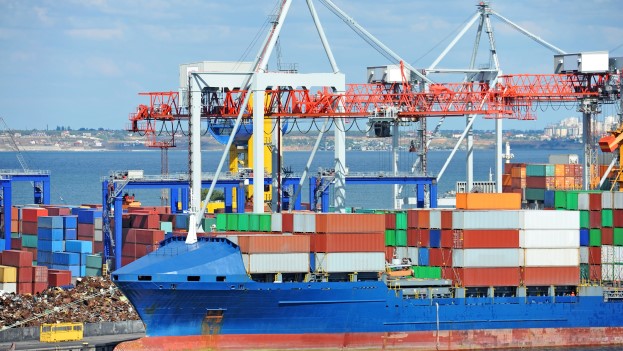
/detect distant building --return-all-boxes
[544,115,617,139]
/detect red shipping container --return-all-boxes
[312,232,384,253]
[526,176,547,189]
[440,230,454,248]
[2,250,33,267]
[441,267,454,281]
[385,213,396,230]
[238,235,310,254]
[33,282,48,294]
[417,210,430,229]
[48,270,72,287]
[22,247,37,257]
[122,242,158,258]
[589,193,602,211]
[614,210,623,227]
[121,256,136,266]
[455,267,521,287]
[459,230,519,249]
[281,213,293,233]
[407,229,429,247]
[121,214,132,228]
[17,282,32,295]
[129,213,161,229]
[17,266,34,282]
[10,238,22,250]
[315,214,385,234]
[589,264,601,280]
[429,248,452,267]
[77,236,94,244]
[522,266,580,286]
[45,207,71,216]
[93,241,104,254]
[589,247,602,265]
[125,228,165,245]
[602,228,614,246]
[32,266,48,283]
[589,211,601,229]
[20,221,38,235]
[384,247,394,262]
[440,210,453,229]
[21,208,48,222]
[78,223,95,237]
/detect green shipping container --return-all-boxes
[580,211,590,229]
[200,218,216,232]
[21,234,38,248]
[237,214,250,231]
[11,233,20,239]
[589,229,602,247]
[395,230,407,246]
[554,190,567,209]
[566,191,580,210]
[614,228,623,246]
[249,214,260,232]
[385,229,396,246]
[216,214,227,231]
[226,214,239,231]
[259,214,271,232]
[526,164,555,177]
[525,188,545,201]
[580,263,589,281]
[395,212,407,230]
[85,267,102,277]
[86,254,102,269]
[412,266,442,279]
[602,209,613,228]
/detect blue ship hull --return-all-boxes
[113,237,623,350]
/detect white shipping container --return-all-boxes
[577,193,590,211]
[601,264,623,281]
[580,247,589,264]
[452,249,523,267]
[452,211,522,230]
[520,210,579,230]
[407,247,419,266]
[94,217,103,230]
[601,245,623,264]
[315,252,385,272]
[243,253,309,274]
[602,192,613,210]
[394,247,409,262]
[519,229,579,248]
[293,213,315,233]
[616,192,623,209]
[271,213,282,232]
[0,283,16,294]
[523,248,579,267]
[94,229,103,242]
[429,210,441,229]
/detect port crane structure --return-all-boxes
[117,0,621,252]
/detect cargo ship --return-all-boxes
[113,190,623,350]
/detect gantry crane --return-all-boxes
[599,122,623,190]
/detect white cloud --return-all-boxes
[65,27,124,40]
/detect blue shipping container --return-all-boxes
[580,229,590,247]
[38,239,64,252]
[76,209,102,224]
[38,216,64,229]
[418,248,429,266]
[63,215,78,229]
[37,251,54,264]
[429,229,441,248]
[53,252,80,265]
[65,240,93,254]
[38,227,64,241]
[52,264,81,277]
[544,190,555,209]
[64,228,77,240]
[174,214,190,230]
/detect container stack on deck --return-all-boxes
[503,162,583,203]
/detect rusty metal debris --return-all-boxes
[0,277,139,328]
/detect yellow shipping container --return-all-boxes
[554,164,566,177]
[456,193,522,210]
[0,265,17,283]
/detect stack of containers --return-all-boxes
[239,235,310,274]
[546,190,623,283]
[502,163,526,196]
[312,213,386,274]
[2,206,20,249]
[74,208,102,247]
[37,215,65,267]
[64,240,92,277]
[85,254,103,276]
[20,207,48,262]
[0,264,17,293]
[47,268,72,287]
[521,163,582,202]
[122,211,164,265]
[405,208,446,279]
[1,249,49,294]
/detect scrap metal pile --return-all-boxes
[0,277,139,328]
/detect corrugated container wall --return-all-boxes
[452,249,523,267]
[523,248,580,267]
[243,253,309,274]
[519,229,579,248]
[315,252,385,272]
[452,211,521,230]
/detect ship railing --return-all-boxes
[0,169,50,176]
[604,289,623,301]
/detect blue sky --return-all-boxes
[0,0,621,131]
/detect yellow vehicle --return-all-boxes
[40,322,83,342]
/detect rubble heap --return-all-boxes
[0,277,140,328]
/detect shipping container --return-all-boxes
[452,210,521,230]
[407,229,429,247]
[412,266,442,279]
[589,229,602,247]
[456,193,521,210]
[0,282,16,293]
[243,253,309,274]
[2,250,34,267]
[523,248,579,267]
[314,252,385,273]
[238,235,310,254]
[271,213,283,232]
[458,229,520,249]
[519,229,579,248]
[38,227,64,241]
[429,229,441,248]
[601,263,623,281]
[428,248,452,267]
[21,208,48,222]
[452,249,523,267]
[453,267,521,287]
[0,265,17,283]
[65,240,93,254]
[315,213,385,233]
[602,228,614,246]
[429,210,440,229]
[580,247,589,264]
[293,213,315,233]
[418,248,429,266]
[38,216,64,229]
[32,266,48,283]
[522,266,580,286]
[124,229,165,245]
[521,210,579,230]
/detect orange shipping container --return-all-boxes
[455,193,521,210]
[315,213,385,233]
[237,235,310,254]
[454,267,521,287]
[502,174,512,187]
[510,167,526,179]
[522,266,580,286]
[312,232,384,253]
[21,208,48,222]
[407,210,430,229]
[554,164,565,177]
[456,229,520,248]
